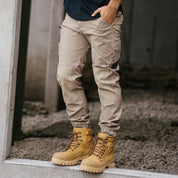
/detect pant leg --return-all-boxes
[87,15,124,136]
[57,14,90,128]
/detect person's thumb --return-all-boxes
[92,8,101,17]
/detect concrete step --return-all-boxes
[4,158,178,178]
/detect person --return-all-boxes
[51,0,124,173]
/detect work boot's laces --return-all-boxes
[65,132,83,151]
[92,137,109,159]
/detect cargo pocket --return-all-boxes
[110,37,121,71]
[109,16,123,71]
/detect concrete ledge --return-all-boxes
[4,158,178,178]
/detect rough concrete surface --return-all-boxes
[10,89,178,175]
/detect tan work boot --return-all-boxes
[80,132,115,173]
[51,128,94,166]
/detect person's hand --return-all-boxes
[92,5,117,24]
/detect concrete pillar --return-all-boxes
[25,0,52,101]
[44,0,65,112]
[0,0,22,160]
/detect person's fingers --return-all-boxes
[92,8,101,17]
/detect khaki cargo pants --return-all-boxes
[57,13,123,137]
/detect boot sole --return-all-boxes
[51,155,89,166]
[80,162,115,173]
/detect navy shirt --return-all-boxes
[64,0,123,21]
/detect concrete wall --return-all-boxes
[25,0,51,101]
[0,0,22,162]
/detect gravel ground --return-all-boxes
[10,89,178,175]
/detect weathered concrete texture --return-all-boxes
[130,0,178,66]
[2,159,178,178]
[44,0,65,112]
[120,0,134,63]
[25,0,52,101]
[0,0,22,161]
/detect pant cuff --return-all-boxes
[71,122,90,129]
[100,127,120,137]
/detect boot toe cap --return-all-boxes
[81,156,101,168]
[52,152,67,160]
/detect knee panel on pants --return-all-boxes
[56,65,73,87]
[56,64,83,104]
